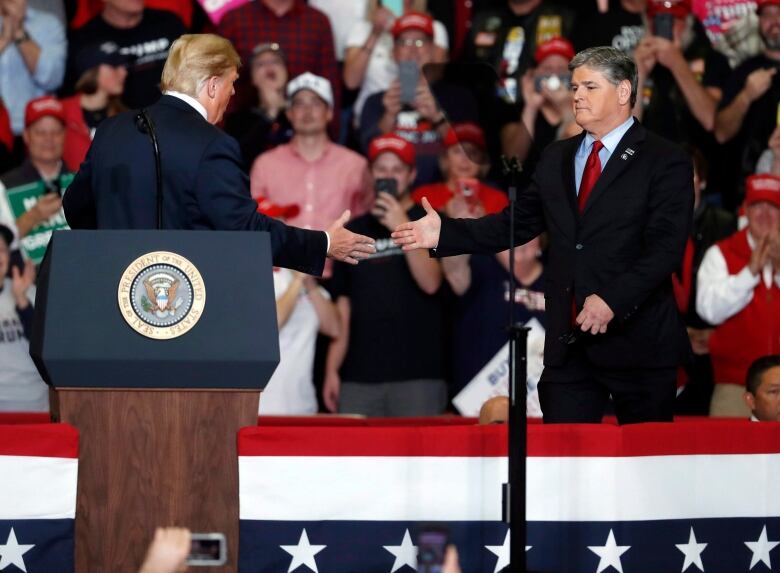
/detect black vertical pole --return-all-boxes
[502,157,528,572]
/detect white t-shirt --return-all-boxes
[0,284,48,412]
[346,19,449,122]
[259,269,326,415]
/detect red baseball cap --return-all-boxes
[534,37,575,64]
[368,134,416,166]
[391,11,435,38]
[24,96,65,128]
[256,199,300,219]
[757,0,780,13]
[745,174,780,208]
[444,122,486,150]
[647,0,692,18]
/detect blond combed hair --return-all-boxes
[160,34,241,97]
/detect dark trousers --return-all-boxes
[538,342,677,425]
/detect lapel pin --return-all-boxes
[625,147,635,155]
[621,153,628,160]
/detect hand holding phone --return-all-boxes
[399,60,420,106]
[416,527,449,573]
[653,13,674,41]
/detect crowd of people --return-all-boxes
[0,0,778,421]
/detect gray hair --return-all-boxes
[569,46,638,107]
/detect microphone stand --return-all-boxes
[500,155,529,573]
[136,110,164,230]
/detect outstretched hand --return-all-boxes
[391,197,441,251]
[326,210,376,265]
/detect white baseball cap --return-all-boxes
[286,72,333,108]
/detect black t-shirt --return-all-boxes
[573,2,645,54]
[329,206,445,383]
[719,53,780,190]
[68,9,186,109]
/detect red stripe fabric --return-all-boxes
[0,424,79,458]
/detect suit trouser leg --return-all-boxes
[538,342,677,424]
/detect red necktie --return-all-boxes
[578,140,604,212]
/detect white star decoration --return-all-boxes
[485,530,510,573]
[0,528,34,573]
[745,525,779,570]
[280,529,326,573]
[675,527,707,572]
[383,529,417,572]
[588,529,630,573]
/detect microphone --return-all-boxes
[135,109,164,230]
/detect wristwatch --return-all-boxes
[14,28,31,45]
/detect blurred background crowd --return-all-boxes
[0,0,778,421]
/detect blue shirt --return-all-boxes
[0,0,67,134]
[574,116,635,195]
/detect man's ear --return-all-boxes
[618,79,632,106]
[744,391,756,412]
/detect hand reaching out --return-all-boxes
[391,197,441,251]
[326,210,376,265]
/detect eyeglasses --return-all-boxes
[395,38,429,48]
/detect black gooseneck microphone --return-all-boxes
[135,109,164,230]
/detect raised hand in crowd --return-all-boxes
[749,233,774,275]
[392,197,441,251]
[326,209,376,265]
[255,60,287,120]
[381,81,403,125]
[633,37,658,78]
[372,191,410,231]
[647,36,686,72]
[371,5,395,34]
[743,68,776,104]
[16,193,63,238]
[766,232,780,271]
[414,82,445,127]
[444,191,485,220]
[138,527,190,573]
[11,259,34,309]
[520,70,545,113]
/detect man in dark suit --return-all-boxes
[63,34,374,277]
[393,46,694,424]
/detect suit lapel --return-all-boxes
[582,119,646,217]
[562,132,585,214]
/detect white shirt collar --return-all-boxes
[164,91,208,121]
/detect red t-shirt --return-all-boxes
[411,181,508,214]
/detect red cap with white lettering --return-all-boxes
[745,174,780,208]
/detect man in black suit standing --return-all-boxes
[63,34,374,277]
[393,46,694,424]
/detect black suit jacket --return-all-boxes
[63,95,327,276]
[437,120,694,369]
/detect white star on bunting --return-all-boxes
[745,525,780,570]
[675,527,707,572]
[485,530,510,573]
[280,528,326,573]
[0,528,34,573]
[383,529,417,572]
[588,529,630,573]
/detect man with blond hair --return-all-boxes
[64,34,374,275]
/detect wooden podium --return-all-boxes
[32,231,280,572]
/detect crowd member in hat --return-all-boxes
[217,0,340,130]
[715,0,780,204]
[744,355,780,422]
[64,34,376,275]
[697,173,780,416]
[66,0,185,109]
[0,222,48,411]
[412,122,508,214]
[633,0,731,204]
[324,133,445,417]
[344,0,449,123]
[502,37,581,161]
[60,43,128,172]
[224,42,293,168]
[0,96,67,241]
[251,72,371,275]
[256,199,340,415]
[360,11,479,186]
[0,0,66,137]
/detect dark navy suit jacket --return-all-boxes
[63,95,327,276]
[437,120,694,370]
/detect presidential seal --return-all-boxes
[117,251,206,340]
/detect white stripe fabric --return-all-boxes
[0,456,78,519]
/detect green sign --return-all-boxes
[4,173,72,264]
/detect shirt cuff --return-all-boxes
[324,231,330,256]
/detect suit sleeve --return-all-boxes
[194,134,327,276]
[598,149,694,320]
[435,164,546,256]
[62,137,98,229]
